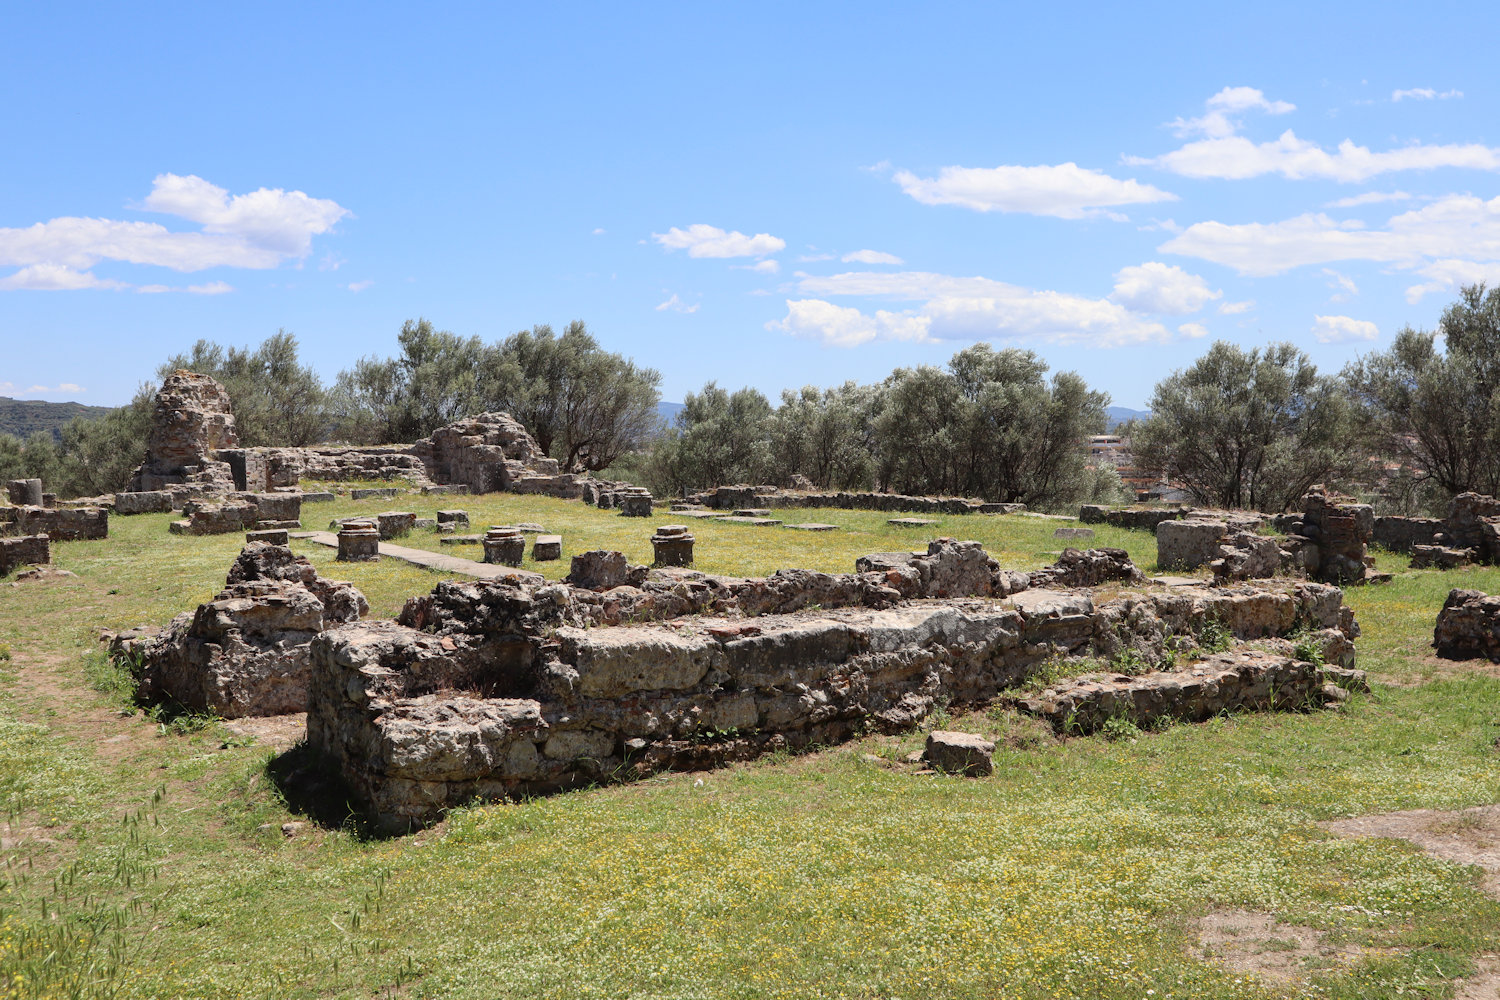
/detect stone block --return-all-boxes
[337,522,380,561]
[532,535,562,561]
[1054,527,1095,541]
[351,488,400,500]
[924,731,994,777]
[888,517,936,527]
[246,529,290,545]
[651,525,694,567]
[7,479,43,506]
[1156,519,1226,570]
[300,491,336,503]
[482,526,526,567]
[0,534,49,576]
[436,509,469,526]
[785,523,838,532]
[376,511,416,539]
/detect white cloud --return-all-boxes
[733,260,780,274]
[1404,259,1500,303]
[652,224,784,258]
[346,280,375,293]
[1109,262,1221,314]
[1393,88,1462,102]
[773,270,1175,348]
[1132,132,1500,182]
[798,252,836,262]
[0,381,85,396]
[656,293,700,313]
[0,174,348,291]
[892,163,1175,219]
[841,249,904,265]
[592,227,606,235]
[1312,315,1379,343]
[1218,300,1254,315]
[0,264,128,291]
[1178,322,1210,339]
[1160,194,1500,277]
[137,279,234,295]
[1323,268,1360,302]
[1170,86,1296,139]
[769,299,930,347]
[1325,191,1413,208]
[318,252,345,271]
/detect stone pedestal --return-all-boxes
[618,487,654,517]
[338,521,380,562]
[532,534,562,561]
[482,526,526,566]
[651,525,695,567]
[6,479,42,506]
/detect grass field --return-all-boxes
[0,493,1497,999]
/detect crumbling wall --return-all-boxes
[308,570,1356,829]
[1434,588,1500,661]
[0,535,49,576]
[120,542,368,717]
[0,506,107,541]
[690,484,1023,515]
[127,371,239,494]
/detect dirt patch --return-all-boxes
[1194,908,1365,982]
[1322,804,1500,898]
[1455,956,1500,1000]
[222,712,307,753]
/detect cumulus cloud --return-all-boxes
[733,260,780,274]
[841,249,904,265]
[1404,259,1500,303]
[1109,262,1221,314]
[0,173,347,293]
[892,163,1175,219]
[1393,88,1462,102]
[768,270,1176,348]
[1131,131,1500,182]
[1170,86,1296,139]
[137,280,234,295]
[652,224,784,258]
[1178,322,1210,339]
[656,293,700,313]
[1312,314,1379,343]
[1218,300,1254,315]
[346,280,375,293]
[1159,194,1500,277]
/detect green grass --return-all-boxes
[0,490,1496,998]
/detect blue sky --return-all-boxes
[2,2,1497,409]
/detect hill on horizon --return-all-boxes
[0,396,112,442]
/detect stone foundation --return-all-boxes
[1079,505,1184,531]
[0,535,49,576]
[113,490,175,515]
[308,570,1357,829]
[0,506,108,541]
[691,484,1026,516]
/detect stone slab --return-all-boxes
[676,511,731,519]
[785,523,839,532]
[717,517,783,526]
[888,518,936,527]
[731,508,772,518]
[439,535,483,545]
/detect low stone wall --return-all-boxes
[309,570,1356,829]
[119,543,368,717]
[0,535,49,576]
[689,484,1025,516]
[1079,505,1184,531]
[113,490,175,515]
[1372,516,1444,553]
[0,506,107,541]
[1157,518,1226,570]
[1018,650,1326,733]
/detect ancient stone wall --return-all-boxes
[1434,588,1500,661]
[121,543,368,717]
[1372,516,1444,553]
[690,485,1024,516]
[127,371,239,494]
[0,506,108,541]
[1079,505,1184,531]
[112,490,175,515]
[308,568,1355,829]
[0,535,49,576]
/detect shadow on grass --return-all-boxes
[264,741,392,840]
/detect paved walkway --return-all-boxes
[294,531,544,582]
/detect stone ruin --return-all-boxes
[1434,588,1500,661]
[310,561,1358,830]
[128,371,239,495]
[1273,486,1385,585]
[412,413,586,498]
[0,534,50,577]
[689,484,1025,516]
[1374,492,1500,569]
[0,505,107,541]
[112,542,368,717]
[169,492,303,536]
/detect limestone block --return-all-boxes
[924,731,994,776]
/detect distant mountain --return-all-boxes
[1105,405,1149,430]
[656,401,684,426]
[0,396,112,442]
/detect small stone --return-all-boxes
[280,821,307,838]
